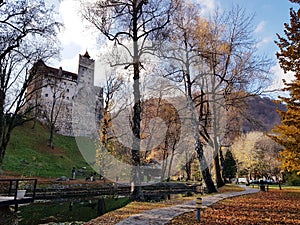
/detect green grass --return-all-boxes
[2,121,97,178]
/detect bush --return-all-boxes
[285,172,300,186]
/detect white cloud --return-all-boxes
[256,36,273,48]
[57,0,100,73]
[195,0,217,16]
[268,63,294,92]
[255,21,266,33]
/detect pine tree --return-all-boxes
[223,150,237,180]
[269,4,300,175]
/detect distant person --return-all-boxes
[90,173,94,181]
[72,167,76,179]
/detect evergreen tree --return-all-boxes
[223,150,237,180]
[269,2,300,175]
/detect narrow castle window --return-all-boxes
[45,94,48,97]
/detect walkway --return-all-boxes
[116,186,259,225]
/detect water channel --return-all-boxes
[18,196,130,225]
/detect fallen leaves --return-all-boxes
[83,184,244,225]
[83,197,195,225]
[167,188,300,225]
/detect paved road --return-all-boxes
[116,186,259,225]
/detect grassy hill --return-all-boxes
[2,121,96,178]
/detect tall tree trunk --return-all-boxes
[0,89,6,167]
[185,159,192,181]
[131,2,143,200]
[49,94,56,149]
[160,149,168,182]
[214,153,225,187]
[49,124,54,149]
[196,139,218,193]
[131,62,142,200]
[167,147,175,181]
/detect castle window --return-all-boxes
[45,94,48,97]
[67,97,69,100]
[67,89,69,92]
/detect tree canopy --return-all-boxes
[269,5,300,175]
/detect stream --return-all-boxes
[18,196,130,225]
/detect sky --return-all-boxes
[53,0,298,95]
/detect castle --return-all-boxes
[27,51,103,137]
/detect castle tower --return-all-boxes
[77,51,95,89]
[72,51,102,137]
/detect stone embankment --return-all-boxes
[33,182,202,200]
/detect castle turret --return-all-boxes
[72,51,103,137]
[77,50,95,88]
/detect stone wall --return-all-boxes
[28,52,103,137]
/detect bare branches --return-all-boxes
[0,0,62,164]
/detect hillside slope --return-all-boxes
[242,96,285,132]
[2,121,96,178]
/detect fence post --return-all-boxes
[196,197,202,222]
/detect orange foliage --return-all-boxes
[167,189,300,225]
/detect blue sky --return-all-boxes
[218,0,295,57]
[54,0,298,94]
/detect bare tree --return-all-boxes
[44,68,67,149]
[157,1,218,193]
[97,72,124,179]
[0,0,61,167]
[157,3,271,191]
[81,0,174,200]
[196,6,271,188]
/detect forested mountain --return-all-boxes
[242,95,286,133]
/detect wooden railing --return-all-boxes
[0,178,37,211]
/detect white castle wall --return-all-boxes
[32,53,103,137]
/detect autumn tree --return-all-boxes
[0,0,61,167]
[197,6,271,188]
[158,2,270,191]
[141,97,181,181]
[97,72,124,179]
[155,0,218,193]
[81,0,174,199]
[232,132,282,180]
[268,2,300,175]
